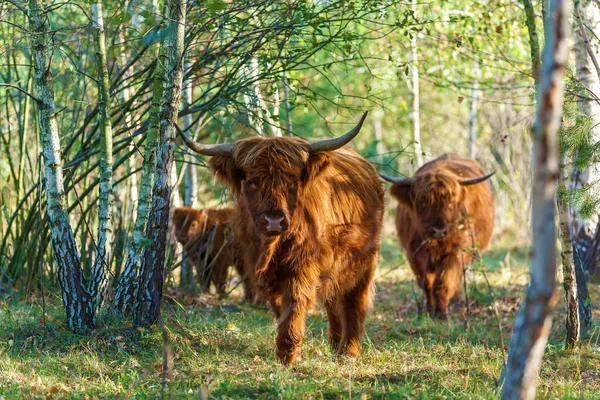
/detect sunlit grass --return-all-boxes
[1,240,599,399]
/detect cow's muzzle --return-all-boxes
[259,210,289,235]
[427,226,447,239]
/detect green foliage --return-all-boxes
[561,71,600,220]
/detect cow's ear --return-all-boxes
[390,183,414,206]
[303,153,331,184]
[171,208,186,232]
[171,207,191,237]
[209,156,245,192]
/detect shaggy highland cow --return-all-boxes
[171,206,252,300]
[180,112,384,365]
[382,153,495,319]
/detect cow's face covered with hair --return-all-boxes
[386,168,494,241]
[391,172,464,240]
[209,138,330,238]
[180,113,368,241]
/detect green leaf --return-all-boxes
[206,1,227,11]
[139,238,154,247]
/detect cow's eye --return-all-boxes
[246,179,258,189]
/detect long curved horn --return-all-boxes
[177,123,233,157]
[379,173,415,185]
[309,111,368,153]
[459,171,495,186]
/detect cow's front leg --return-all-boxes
[433,252,463,320]
[276,276,316,365]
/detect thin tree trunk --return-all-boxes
[17,63,33,203]
[28,0,94,332]
[282,72,293,135]
[112,48,165,315]
[242,57,279,136]
[410,0,423,166]
[468,81,478,160]
[181,60,196,290]
[557,153,580,348]
[521,0,541,82]
[572,1,600,238]
[501,0,570,398]
[135,0,187,326]
[570,0,598,335]
[89,1,114,313]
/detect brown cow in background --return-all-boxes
[180,112,384,365]
[382,153,495,320]
[171,206,253,301]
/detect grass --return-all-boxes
[1,236,599,399]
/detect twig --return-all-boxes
[37,153,46,325]
[470,225,505,358]
[0,83,41,103]
[461,252,471,330]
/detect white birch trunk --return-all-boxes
[373,108,385,165]
[117,27,139,223]
[410,0,423,167]
[135,0,187,325]
[572,1,600,238]
[89,1,114,313]
[181,60,196,289]
[242,58,279,136]
[282,72,293,135]
[468,82,478,160]
[558,154,580,348]
[182,61,197,208]
[502,0,570,397]
[29,0,94,331]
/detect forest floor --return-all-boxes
[1,234,600,399]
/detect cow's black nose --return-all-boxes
[429,226,447,239]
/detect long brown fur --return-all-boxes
[171,206,253,300]
[390,153,495,319]
[209,137,384,365]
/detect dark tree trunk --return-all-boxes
[134,0,188,326]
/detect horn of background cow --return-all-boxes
[309,111,368,153]
[176,122,233,156]
[379,173,415,185]
[459,171,495,186]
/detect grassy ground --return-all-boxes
[1,235,600,399]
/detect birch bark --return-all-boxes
[502,0,570,397]
[28,0,94,331]
[409,0,422,166]
[557,154,580,348]
[89,1,114,313]
[181,60,196,289]
[135,0,187,326]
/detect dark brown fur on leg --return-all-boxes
[433,253,464,319]
[325,300,343,352]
